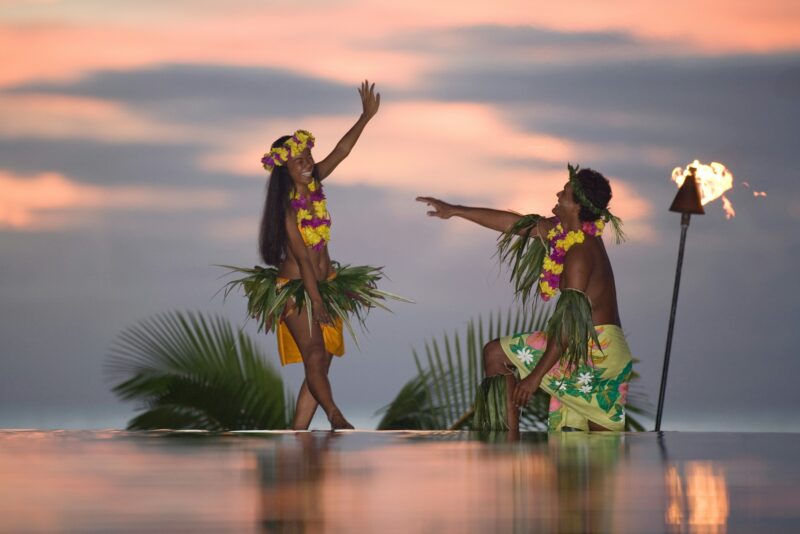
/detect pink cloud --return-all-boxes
[0,94,188,141]
[202,99,655,240]
[1,1,797,90]
[0,171,229,231]
[203,101,579,194]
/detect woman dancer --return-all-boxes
[227,81,391,430]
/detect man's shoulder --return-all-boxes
[565,239,593,259]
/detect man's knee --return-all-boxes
[483,339,509,375]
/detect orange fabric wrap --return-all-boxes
[275,273,345,366]
[277,318,345,366]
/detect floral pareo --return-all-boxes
[499,325,633,431]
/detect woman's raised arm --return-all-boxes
[316,80,380,180]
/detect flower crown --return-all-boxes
[261,130,315,172]
[568,163,625,243]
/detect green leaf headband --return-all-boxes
[568,163,626,243]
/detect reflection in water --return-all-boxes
[256,431,628,533]
[1,430,794,532]
[548,433,625,533]
[666,462,729,534]
[259,432,334,532]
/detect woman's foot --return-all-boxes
[328,410,354,430]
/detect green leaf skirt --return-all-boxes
[220,262,412,356]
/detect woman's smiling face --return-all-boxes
[286,148,315,186]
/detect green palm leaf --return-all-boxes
[106,311,290,431]
[377,306,650,431]
[377,307,553,431]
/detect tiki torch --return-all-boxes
[655,160,735,430]
[654,167,704,432]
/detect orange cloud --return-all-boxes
[504,170,655,241]
[0,8,429,88]
[1,1,797,90]
[203,101,578,193]
[0,171,229,230]
[201,99,654,237]
[0,94,188,141]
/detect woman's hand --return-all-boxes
[359,80,380,120]
[512,374,541,409]
[416,196,458,219]
[315,80,379,179]
[312,299,333,326]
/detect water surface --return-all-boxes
[0,430,797,533]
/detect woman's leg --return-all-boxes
[292,380,316,430]
[283,311,353,430]
[291,352,333,429]
[483,339,520,432]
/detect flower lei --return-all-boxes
[539,218,605,301]
[289,180,331,250]
[261,130,315,172]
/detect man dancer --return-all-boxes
[417,165,632,431]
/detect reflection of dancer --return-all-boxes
[228,81,383,430]
[418,166,633,431]
[259,432,337,531]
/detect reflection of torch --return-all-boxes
[656,161,734,431]
[665,462,730,530]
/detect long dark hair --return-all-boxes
[258,136,320,265]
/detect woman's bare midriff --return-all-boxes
[278,245,333,281]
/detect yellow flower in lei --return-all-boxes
[313,201,327,219]
[539,219,603,301]
[296,208,312,221]
[542,256,564,275]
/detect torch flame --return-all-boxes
[721,196,735,219]
[672,160,735,218]
[742,181,767,197]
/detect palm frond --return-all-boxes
[374,374,437,430]
[377,307,553,431]
[495,215,547,306]
[106,310,288,431]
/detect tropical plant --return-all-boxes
[106,311,294,431]
[376,307,650,431]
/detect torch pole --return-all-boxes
[655,212,691,431]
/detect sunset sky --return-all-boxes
[1,0,798,430]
